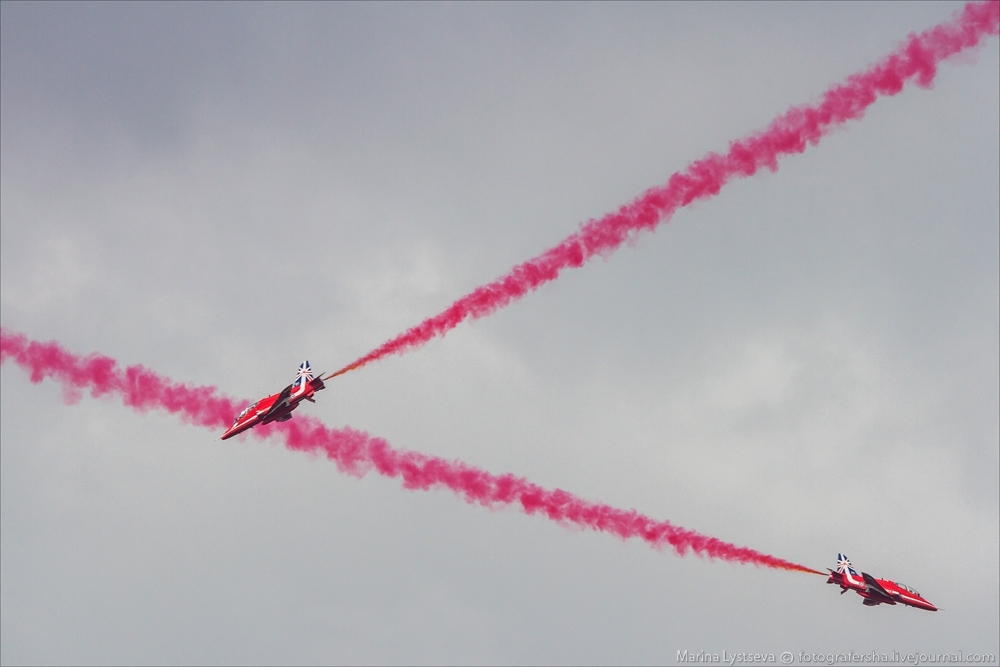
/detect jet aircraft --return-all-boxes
[826,554,937,611]
[221,361,327,440]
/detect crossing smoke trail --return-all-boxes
[1,328,820,575]
[328,0,1000,379]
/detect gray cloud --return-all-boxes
[2,2,997,664]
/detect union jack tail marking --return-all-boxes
[293,361,315,390]
[837,553,858,576]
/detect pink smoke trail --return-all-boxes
[328,0,1000,379]
[1,327,820,575]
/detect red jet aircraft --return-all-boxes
[221,361,327,440]
[826,554,937,611]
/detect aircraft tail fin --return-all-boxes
[293,361,315,390]
[836,553,858,576]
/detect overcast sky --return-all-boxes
[1,2,997,665]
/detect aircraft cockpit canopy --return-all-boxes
[233,401,258,425]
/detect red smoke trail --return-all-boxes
[1,328,821,575]
[328,1,1000,379]
[0,328,243,430]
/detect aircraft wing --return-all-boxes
[861,572,897,604]
[260,385,294,418]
